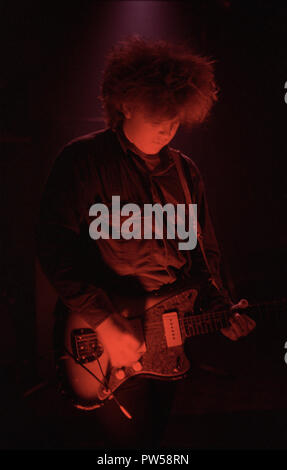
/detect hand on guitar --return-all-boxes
[96,313,145,368]
[220,299,256,341]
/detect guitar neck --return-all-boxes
[182,309,230,337]
[182,298,287,338]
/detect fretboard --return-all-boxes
[181,298,287,338]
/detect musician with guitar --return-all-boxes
[36,36,256,448]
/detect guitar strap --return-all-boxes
[170,148,224,296]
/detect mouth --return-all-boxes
[153,141,167,146]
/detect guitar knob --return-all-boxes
[132,361,142,371]
[115,369,125,380]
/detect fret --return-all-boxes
[220,314,230,329]
[207,320,213,333]
[202,320,209,334]
[181,298,287,338]
[210,315,224,332]
[200,322,207,335]
[190,323,196,336]
[197,321,204,335]
[205,318,215,333]
[214,317,223,330]
[182,308,233,337]
[193,321,200,336]
[178,297,286,340]
[183,318,194,337]
[184,322,190,337]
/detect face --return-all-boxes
[122,104,180,155]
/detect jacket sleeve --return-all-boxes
[35,143,116,328]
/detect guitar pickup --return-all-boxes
[162,312,182,347]
[71,328,103,363]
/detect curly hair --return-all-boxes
[99,35,218,130]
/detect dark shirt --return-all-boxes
[36,126,230,328]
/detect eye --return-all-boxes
[149,119,179,131]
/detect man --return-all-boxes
[36,36,255,448]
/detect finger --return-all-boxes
[111,350,141,368]
[221,326,239,341]
[230,314,247,336]
[233,313,253,332]
[231,299,249,311]
[242,315,256,330]
[124,334,141,349]
[231,312,241,321]
[237,314,256,333]
[136,342,146,354]
[228,328,239,341]
[229,324,242,339]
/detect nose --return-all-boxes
[159,125,173,138]
[159,121,178,138]
[159,130,170,138]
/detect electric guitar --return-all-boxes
[56,282,285,411]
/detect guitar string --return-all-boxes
[141,308,231,331]
[63,298,286,418]
[64,300,285,382]
[143,313,229,333]
[142,297,286,339]
[140,298,286,331]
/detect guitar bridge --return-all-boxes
[71,328,103,364]
[162,312,182,347]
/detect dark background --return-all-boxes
[0,0,287,450]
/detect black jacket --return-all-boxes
[36,126,230,328]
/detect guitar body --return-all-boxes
[55,278,282,410]
[58,286,199,408]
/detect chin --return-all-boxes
[148,148,162,155]
[137,141,164,155]
[149,143,165,152]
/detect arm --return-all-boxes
[186,157,256,339]
[36,143,115,329]
[184,156,232,305]
[36,142,144,365]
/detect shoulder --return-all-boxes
[44,128,115,185]
[60,127,115,161]
[50,127,118,177]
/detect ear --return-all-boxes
[122,102,133,119]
